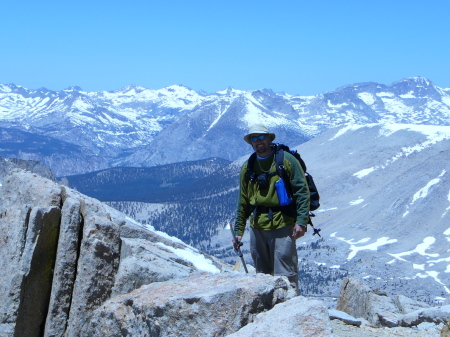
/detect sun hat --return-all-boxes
[243,124,276,144]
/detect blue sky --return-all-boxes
[1,0,449,95]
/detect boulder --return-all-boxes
[399,305,450,327]
[392,294,430,314]
[329,309,362,327]
[228,296,333,337]
[336,277,401,326]
[79,273,296,337]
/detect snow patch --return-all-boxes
[411,170,446,204]
[329,124,369,140]
[403,170,447,216]
[399,91,416,99]
[428,256,450,264]
[443,190,450,217]
[327,100,347,108]
[354,167,375,179]
[317,207,338,213]
[349,198,364,206]
[380,97,413,115]
[389,237,439,261]
[141,222,186,245]
[380,124,450,140]
[331,233,397,260]
[442,96,450,106]
[156,242,220,273]
[376,92,395,98]
[414,271,449,293]
[357,92,376,105]
[347,237,397,260]
[124,215,220,274]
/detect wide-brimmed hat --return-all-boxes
[243,124,276,144]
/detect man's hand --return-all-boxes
[292,224,306,240]
[232,235,242,250]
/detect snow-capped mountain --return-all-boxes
[0,77,449,176]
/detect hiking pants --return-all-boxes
[249,226,299,293]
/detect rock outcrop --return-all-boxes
[0,156,55,183]
[228,296,333,337]
[80,273,297,337]
[336,277,449,330]
[0,171,307,337]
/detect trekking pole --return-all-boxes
[228,219,248,273]
[309,212,322,237]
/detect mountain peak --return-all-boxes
[162,84,193,92]
[157,85,200,99]
[389,77,443,98]
[0,83,25,93]
[62,86,83,92]
[115,84,148,94]
[394,76,433,87]
[217,86,245,96]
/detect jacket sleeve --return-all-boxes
[285,153,310,226]
[234,162,250,236]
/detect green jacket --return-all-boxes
[234,150,310,236]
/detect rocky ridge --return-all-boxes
[0,155,55,183]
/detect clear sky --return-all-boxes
[1,0,449,95]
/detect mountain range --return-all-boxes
[1,77,450,305]
[1,77,449,176]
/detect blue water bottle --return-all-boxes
[275,178,293,206]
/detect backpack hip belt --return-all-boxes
[249,204,296,220]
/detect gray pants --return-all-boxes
[250,226,299,294]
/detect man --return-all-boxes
[233,124,310,294]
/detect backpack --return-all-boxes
[246,143,320,212]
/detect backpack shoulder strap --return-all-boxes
[296,153,307,172]
[274,145,285,175]
[245,152,257,182]
[248,152,256,170]
[274,146,294,196]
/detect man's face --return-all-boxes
[250,133,272,157]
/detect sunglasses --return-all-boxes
[250,134,268,142]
